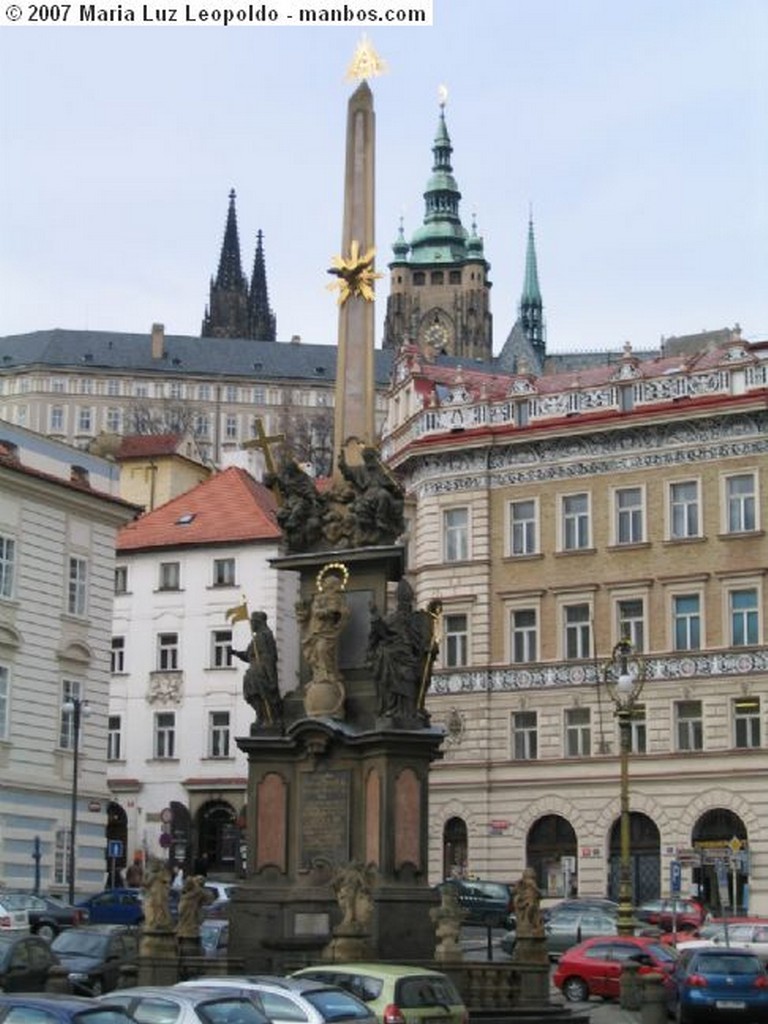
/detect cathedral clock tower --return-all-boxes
[383,94,493,361]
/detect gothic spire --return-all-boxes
[201,189,250,339]
[248,229,277,341]
[518,214,545,358]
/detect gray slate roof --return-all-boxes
[0,329,395,386]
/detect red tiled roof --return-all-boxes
[117,466,280,551]
[116,433,186,459]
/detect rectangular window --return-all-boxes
[225,385,238,403]
[213,558,236,587]
[209,711,231,758]
[77,407,93,433]
[194,414,210,438]
[50,406,64,432]
[0,535,15,599]
[211,630,233,669]
[676,700,703,751]
[734,698,761,749]
[198,384,211,401]
[0,664,9,740]
[225,414,238,440]
[107,379,120,397]
[670,481,700,538]
[731,589,758,646]
[565,707,591,756]
[51,377,65,394]
[59,679,83,750]
[67,557,88,616]
[673,594,701,651]
[110,637,125,674]
[134,382,148,398]
[564,604,591,659]
[443,614,468,668]
[154,712,176,758]
[444,508,469,562]
[629,705,647,754]
[618,599,645,652]
[157,633,179,671]
[726,474,756,532]
[511,609,537,663]
[616,487,643,544]
[159,562,180,591]
[512,711,537,760]
[107,715,122,760]
[106,408,121,433]
[252,387,265,405]
[510,500,537,555]
[169,381,183,400]
[562,493,590,550]
[114,566,128,594]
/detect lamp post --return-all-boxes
[62,696,89,905]
[603,638,645,936]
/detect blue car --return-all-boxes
[75,888,143,925]
[671,947,768,1023]
[0,994,134,1024]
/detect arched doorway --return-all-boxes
[442,817,468,879]
[526,815,577,897]
[608,812,660,904]
[195,799,237,875]
[105,802,127,886]
[692,809,748,914]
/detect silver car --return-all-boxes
[101,986,271,1024]
[501,908,619,960]
[176,976,378,1024]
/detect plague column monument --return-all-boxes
[228,41,445,971]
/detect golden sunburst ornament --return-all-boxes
[327,240,382,305]
[346,35,387,82]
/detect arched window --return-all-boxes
[443,817,468,879]
[526,815,577,896]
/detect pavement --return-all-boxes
[579,1000,641,1023]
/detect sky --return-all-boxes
[1,0,767,357]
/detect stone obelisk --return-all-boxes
[330,43,382,474]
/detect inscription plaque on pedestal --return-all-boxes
[299,770,351,868]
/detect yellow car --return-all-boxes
[291,964,467,1024]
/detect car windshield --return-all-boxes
[396,977,462,1009]
[695,954,762,975]
[0,894,28,910]
[303,991,373,1022]
[197,999,268,1024]
[53,933,108,956]
[647,944,678,962]
[76,1013,136,1024]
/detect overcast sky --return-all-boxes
[1,0,766,356]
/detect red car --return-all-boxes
[553,935,679,1002]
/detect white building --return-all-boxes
[0,421,137,895]
[108,466,297,876]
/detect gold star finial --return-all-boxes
[346,35,388,82]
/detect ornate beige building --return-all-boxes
[385,331,768,914]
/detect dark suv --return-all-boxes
[437,879,513,927]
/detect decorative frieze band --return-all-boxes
[429,649,768,696]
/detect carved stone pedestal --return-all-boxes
[138,929,178,986]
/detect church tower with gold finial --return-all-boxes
[383,89,493,361]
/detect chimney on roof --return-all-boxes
[290,335,301,345]
[151,323,165,360]
[70,465,90,487]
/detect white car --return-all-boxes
[101,986,271,1024]
[677,920,768,962]
[176,977,378,1024]
[0,894,30,931]
[203,881,237,902]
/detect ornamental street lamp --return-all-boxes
[62,696,90,905]
[603,638,646,936]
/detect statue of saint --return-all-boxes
[332,861,376,935]
[176,875,214,941]
[142,858,174,932]
[297,564,351,688]
[233,611,282,727]
[367,579,441,723]
[514,867,544,938]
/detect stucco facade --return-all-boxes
[385,335,768,915]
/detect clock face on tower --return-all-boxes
[421,318,450,354]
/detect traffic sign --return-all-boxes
[670,860,682,895]
[107,839,124,860]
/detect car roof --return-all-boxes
[178,976,345,994]
[0,994,126,1009]
[107,987,258,1003]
